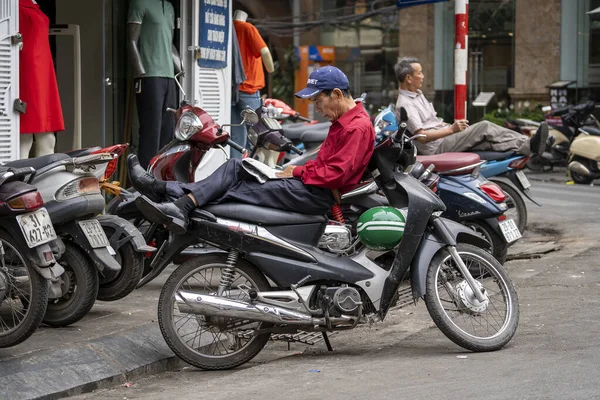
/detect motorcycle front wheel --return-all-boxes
[158,254,272,370]
[425,244,519,352]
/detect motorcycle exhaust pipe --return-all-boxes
[176,290,321,325]
[569,161,591,176]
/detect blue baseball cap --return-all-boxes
[295,66,350,99]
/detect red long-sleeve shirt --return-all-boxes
[292,103,375,193]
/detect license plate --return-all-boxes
[78,219,110,249]
[17,208,57,248]
[515,170,531,189]
[499,218,522,243]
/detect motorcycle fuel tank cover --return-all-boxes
[357,206,406,251]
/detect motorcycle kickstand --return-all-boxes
[322,332,333,352]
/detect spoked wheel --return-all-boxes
[425,244,519,352]
[0,234,48,348]
[464,221,508,265]
[491,179,527,236]
[158,254,272,370]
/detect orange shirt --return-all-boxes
[234,20,267,94]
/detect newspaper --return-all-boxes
[241,158,283,184]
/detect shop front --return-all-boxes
[2,0,232,175]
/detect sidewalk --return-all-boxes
[524,166,599,186]
[0,215,562,400]
[0,267,182,400]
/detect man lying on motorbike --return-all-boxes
[394,56,549,156]
[130,66,376,234]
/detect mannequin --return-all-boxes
[19,0,64,159]
[231,10,274,158]
[127,0,183,169]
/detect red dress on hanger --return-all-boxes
[19,0,64,134]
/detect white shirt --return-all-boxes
[396,89,449,155]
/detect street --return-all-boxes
[69,177,600,400]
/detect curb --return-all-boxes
[0,323,182,400]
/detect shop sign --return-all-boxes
[396,0,449,8]
[199,0,229,69]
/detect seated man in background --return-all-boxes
[394,56,548,156]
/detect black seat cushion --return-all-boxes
[202,202,327,226]
[582,126,600,136]
[284,122,330,140]
[65,147,102,157]
[301,130,328,143]
[472,151,515,161]
[4,153,71,170]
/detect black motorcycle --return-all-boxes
[139,108,520,370]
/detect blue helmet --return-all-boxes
[373,104,399,143]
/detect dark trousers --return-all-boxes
[174,159,335,215]
[136,77,177,169]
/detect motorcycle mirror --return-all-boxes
[399,107,408,122]
[241,109,259,125]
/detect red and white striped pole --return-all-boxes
[454,0,469,120]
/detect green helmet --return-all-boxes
[357,207,406,251]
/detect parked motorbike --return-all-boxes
[150,107,520,370]
[376,104,533,235]
[527,101,598,172]
[3,152,143,326]
[0,166,64,347]
[567,126,600,184]
[253,104,518,264]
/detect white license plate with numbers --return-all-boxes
[78,219,110,249]
[499,218,522,243]
[17,208,57,248]
[515,170,531,189]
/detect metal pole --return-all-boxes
[454,0,468,120]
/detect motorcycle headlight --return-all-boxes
[175,111,203,141]
[376,119,391,134]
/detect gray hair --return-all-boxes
[394,57,420,83]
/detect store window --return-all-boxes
[434,0,515,121]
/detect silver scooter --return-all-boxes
[3,152,148,326]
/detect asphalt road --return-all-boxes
[73,179,600,400]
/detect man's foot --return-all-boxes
[529,122,549,155]
[135,195,189,235]
[127,154,166,202]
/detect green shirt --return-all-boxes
[128,0,175,78]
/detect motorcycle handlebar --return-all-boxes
[296,115,312,123]
[289,145,304,155]
[226,139,247,154]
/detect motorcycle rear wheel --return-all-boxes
[425,244,519,352]
[0,232,48,348]
[158,254,272,370]
[569,156,595,185]
[43,243,99,327]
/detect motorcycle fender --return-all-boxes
[24,242,57,268]
[506,172,541,206]
[59,221,122,280]
[34,262,65,280]
[411,218,489,299]
[96,214,156,253]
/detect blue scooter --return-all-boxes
[375,104,534,235]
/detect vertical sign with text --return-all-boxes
[199,0,229,69]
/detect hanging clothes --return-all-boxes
[19,0,64,134]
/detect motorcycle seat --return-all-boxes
[581,126,600,136]
[202,202,327,226]
[417,152,482,175]
[301,130,329,143]
[284,122,330,140]
[65,146,103,157]
[4,153,71,170]
[472,151,516,161]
